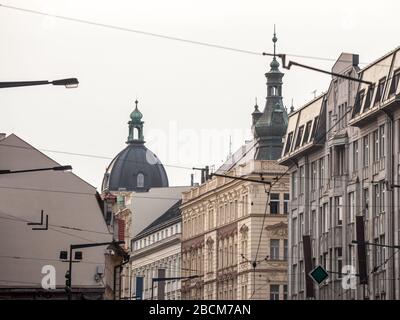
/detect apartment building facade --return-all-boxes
[278,48,400,300]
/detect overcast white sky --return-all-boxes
[1,0,399,190]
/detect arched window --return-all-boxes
[137,173,144,187]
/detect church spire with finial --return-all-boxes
[127,99,145,144]
[252,25,288,160]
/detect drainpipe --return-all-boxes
[382,109,395,299]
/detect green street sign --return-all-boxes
[309,265,329,285]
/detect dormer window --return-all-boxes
[284,132,293,155]
[374,77,386,106]
[302,121,312,146]
[137,173,144,187]
[389,69,400,97]
[353,89,365,115]
[364,85,375,111]
[294,125,304,149]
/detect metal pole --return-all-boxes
[68,245,73,300]
[151,279,155,300]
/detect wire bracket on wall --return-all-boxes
[27,210,48,230]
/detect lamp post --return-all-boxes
[0,165,72,175]
[0,78,79,89]
[65,240,125,300]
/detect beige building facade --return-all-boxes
[181,160,289,300]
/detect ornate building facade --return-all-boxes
[180,31,289,300]
[278,47,400,300]
[180,160,289,300]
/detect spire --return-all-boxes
[270,25,280,70]
[253,25,288,160]
[290,98,295,113]
[127,99,145,144]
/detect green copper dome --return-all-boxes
[130,100,143,121]
[270,58,280,70]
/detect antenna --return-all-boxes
[311,90,317,98]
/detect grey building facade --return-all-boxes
[278,47,400,300]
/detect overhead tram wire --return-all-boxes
[0,3,393,67]
[0,142,193,171]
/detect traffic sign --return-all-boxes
[308,265,329,285]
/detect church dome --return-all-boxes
[102,100,169,192]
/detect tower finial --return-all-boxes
[270,25,279,70]
[272,24,277,58]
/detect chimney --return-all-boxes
[0,133,6,140]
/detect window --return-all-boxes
[302,121,312,145]
[270,193,280,214]
[299,261,304,291]
[335,147,345,176]
[299,213,304,239]
[292,171,297,198]
[335,196,343,225]
[284,194,290,214]
[284,239,288,260]
[310,116,319,140]
[379,125,385,159]
[311,162,317,191]
[364,85,375,111]
[379,181,385,214]
[363,188,369,217]
[322,203,329,233]
[311,210,316,238]
[284,132,293,155]
[292,217,298,244]
[354,89,365,115]
[319,158,325,187]
[299,166,305,194]
[353,141,359,172]
[389,69,400,96]
[137,173,144,187]
[283,285,288,300]
[374,184,379,217]
[374,77,386,105]
[292,265,297,293]
[373,130,379,162]
[295,125,304,149]
[270,285,280,300]
[270,239,280,260]
[336,248,343,278]
[363,135,369,167]
[328,111,333,133]
[348,192,355,223]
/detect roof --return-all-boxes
[102,143,169,192]
[134,199,182,239]
[278,94,326,165]
[350,47,400,125]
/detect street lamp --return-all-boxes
[0,165,72,175]
[65,240,125,300]
[0,78,79,89]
